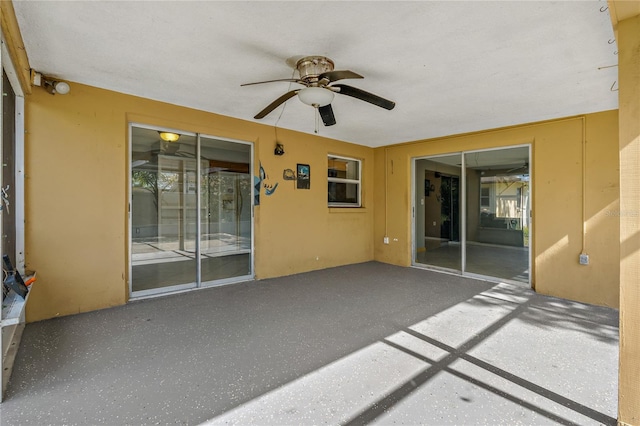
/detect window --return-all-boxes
[328,155,361,207]
[480,186,491,208]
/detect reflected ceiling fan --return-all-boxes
[505,162,529,174]
[241,56,395,126]
[498,162,529,176]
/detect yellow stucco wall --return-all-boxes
[23,79,619,322]
[24,82,374,322]
[374,111,620,308]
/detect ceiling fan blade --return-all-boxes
[332,84,396,110]
[505,163,528,173]
[318,104,336,126]
[318,70,364,83]
[241,78,304,87]
[254,90,299,119]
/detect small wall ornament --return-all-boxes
[283,169,296,180]
[297,164,310,189]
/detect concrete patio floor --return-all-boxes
[0,262,618,425]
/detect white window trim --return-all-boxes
[328,154,362,208]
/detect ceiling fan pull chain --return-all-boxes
[314,106,319,134]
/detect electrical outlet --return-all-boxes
[383,237,389,244]
[579,253,589,265]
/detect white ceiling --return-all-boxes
[13,1,618,148]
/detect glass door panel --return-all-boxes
[414,154,462,271]
[131,127,197,293]
[464,147,530,283]
[199,136,252,283]
[2,70,17,264]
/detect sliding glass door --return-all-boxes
[199,136,252,283]
[464,147,530,282]
[2,71,17,266]
[414,154,462,271]
[413,145,530,285]
[130,126,252,297]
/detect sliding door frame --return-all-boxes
[411,151,463,273]
[0,38,26,273]
[411,143,532,287]
[198,133,255,289]
[127,123,254,299]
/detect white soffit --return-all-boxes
[13,1,618,147]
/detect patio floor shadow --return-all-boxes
[1,262,618,425]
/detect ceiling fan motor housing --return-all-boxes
[296,56,334,85]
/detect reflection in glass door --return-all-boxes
[464,147,530,283]
[131,130,198,294]
[130,126,252,296]
[200,136,252,283]
[2,70,17,265]
[414,154,462,271]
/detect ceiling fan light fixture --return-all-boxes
[298,87,334,107]
[158,131,180,142]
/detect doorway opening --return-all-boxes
[413,146,531,285]
[129,125,253,298]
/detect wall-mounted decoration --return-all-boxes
[254,175,261,206]
[264,182,278,195]
[297,164,310,189]
[255,162,280,200]
[425,179,431,196]
[260,163,279,196]
[283,169,296,180]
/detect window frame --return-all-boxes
[480,185,491,208]
[328,154,362,208]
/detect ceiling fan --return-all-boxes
[241,56,395,126]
